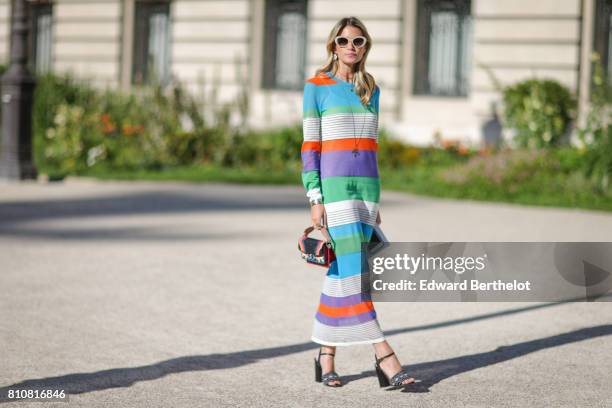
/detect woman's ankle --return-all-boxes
[373,342,393,358]
[321,345,336,354]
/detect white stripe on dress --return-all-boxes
[321,274,364,297]
[327,211,378,228]
[325,199,379,227]
[312,319,385,345]
[303,117,321,141]
[324,199,379,213]
[321,112,378,140]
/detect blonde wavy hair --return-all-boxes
[315,16,377,107]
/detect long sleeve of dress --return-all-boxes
[372,85,380,116]
[301,81,323,202]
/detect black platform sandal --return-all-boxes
[314,349,342,387]
[374,351,415,387]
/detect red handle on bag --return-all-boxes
[298,224,336,267]
[302,225,332,243]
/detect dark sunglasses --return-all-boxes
[334,35,367,48]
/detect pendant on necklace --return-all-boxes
[352,148,360,157]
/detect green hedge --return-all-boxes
[577,52,612,192]
[32,72,209,176]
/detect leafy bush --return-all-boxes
[577,52,612,192]
[502,78,576,149]
[252,124,303,171]
[377,130,421,169]
[31,71,219,176]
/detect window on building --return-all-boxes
[27,2,53,74]
[593,0,612,81]
[262,0,307,90]
[132,1,171,86]
[413,0,472,97]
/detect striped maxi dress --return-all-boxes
[301,70,386,346]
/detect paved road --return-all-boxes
[1,177,611,407]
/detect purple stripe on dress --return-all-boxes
[320,150,378,179]
[315,309,377,327]
[301,150,321,172]
[320,292,372,307]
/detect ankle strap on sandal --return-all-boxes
[318,348,335,357]
[375,351,395,365]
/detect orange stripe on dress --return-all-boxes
[321,138,378,153]
[301,141,322,152]
[318,301,375,318]
[307,72,336,86]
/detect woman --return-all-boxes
[301,16,417,388]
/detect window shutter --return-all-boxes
[414,0,472,97]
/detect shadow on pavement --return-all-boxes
[0,189,308,227]
[1,302,610,400]
[0,184,414,229]
[0,189,307,240]
[0,225,262,241]
[341,323,612,392]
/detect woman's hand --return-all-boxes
[376,209,381,225]
[311,203,327,229]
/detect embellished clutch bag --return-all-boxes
[298,226,336,268]
[298,224,389,268]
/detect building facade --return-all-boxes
[0,0,610,146]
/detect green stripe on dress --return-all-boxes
[304,105,376,119]
[304,108,321,119]
[322,105,376,116]
[302,170,321,194]
[332,234,364,256]
[321,176,380,204]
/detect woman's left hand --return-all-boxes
[376,210,381,225]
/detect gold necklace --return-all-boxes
[329,70,367,157]
[342,81,367,158]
